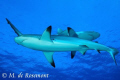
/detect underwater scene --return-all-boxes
[0,0,120,80]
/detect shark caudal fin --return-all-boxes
[109,48,119,65]
[6,18,22,36]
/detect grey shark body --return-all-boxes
[6,18,119,67]
[57,28,100,41]
[15,34,86,52]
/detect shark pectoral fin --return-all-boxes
[71,51,76,59]
[40,26,52,42]
[43,52,55,67]
[79,49,87,55]
[67,27,78,37]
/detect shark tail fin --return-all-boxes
[109,47,119,65]
[6,18,22,36]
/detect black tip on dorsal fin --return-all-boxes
[67,27,72,32]
[47,25,52,30]
[67,27,78,37]
[47,25,52,34]
[40,25,52,42]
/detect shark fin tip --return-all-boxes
[6,18,10,24]
[47,26,52,30]
[51,62,55,68]
[71,51,76,59]
[71,56,74,59]
[97,50,101,53]
[67,27,71,30]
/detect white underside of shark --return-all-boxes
[6,18,119,67]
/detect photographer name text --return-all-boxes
[2,72,49,78]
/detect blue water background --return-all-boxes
[0,0,120,80]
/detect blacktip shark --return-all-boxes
[6,18,119,67]
[57,28,100,41]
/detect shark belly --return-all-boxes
[20,38,80,52]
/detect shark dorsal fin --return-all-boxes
[57,29,68,36]
[58,30,68,36]
[43,52,55,67]
[67,27,78,37]
[40,26,52,42]
[57,28,63,34]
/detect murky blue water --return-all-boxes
[0,0,120,80]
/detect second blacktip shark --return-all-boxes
[6,18,119,67]
[57,28,100,41]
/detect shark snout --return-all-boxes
[14,36,27,44]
